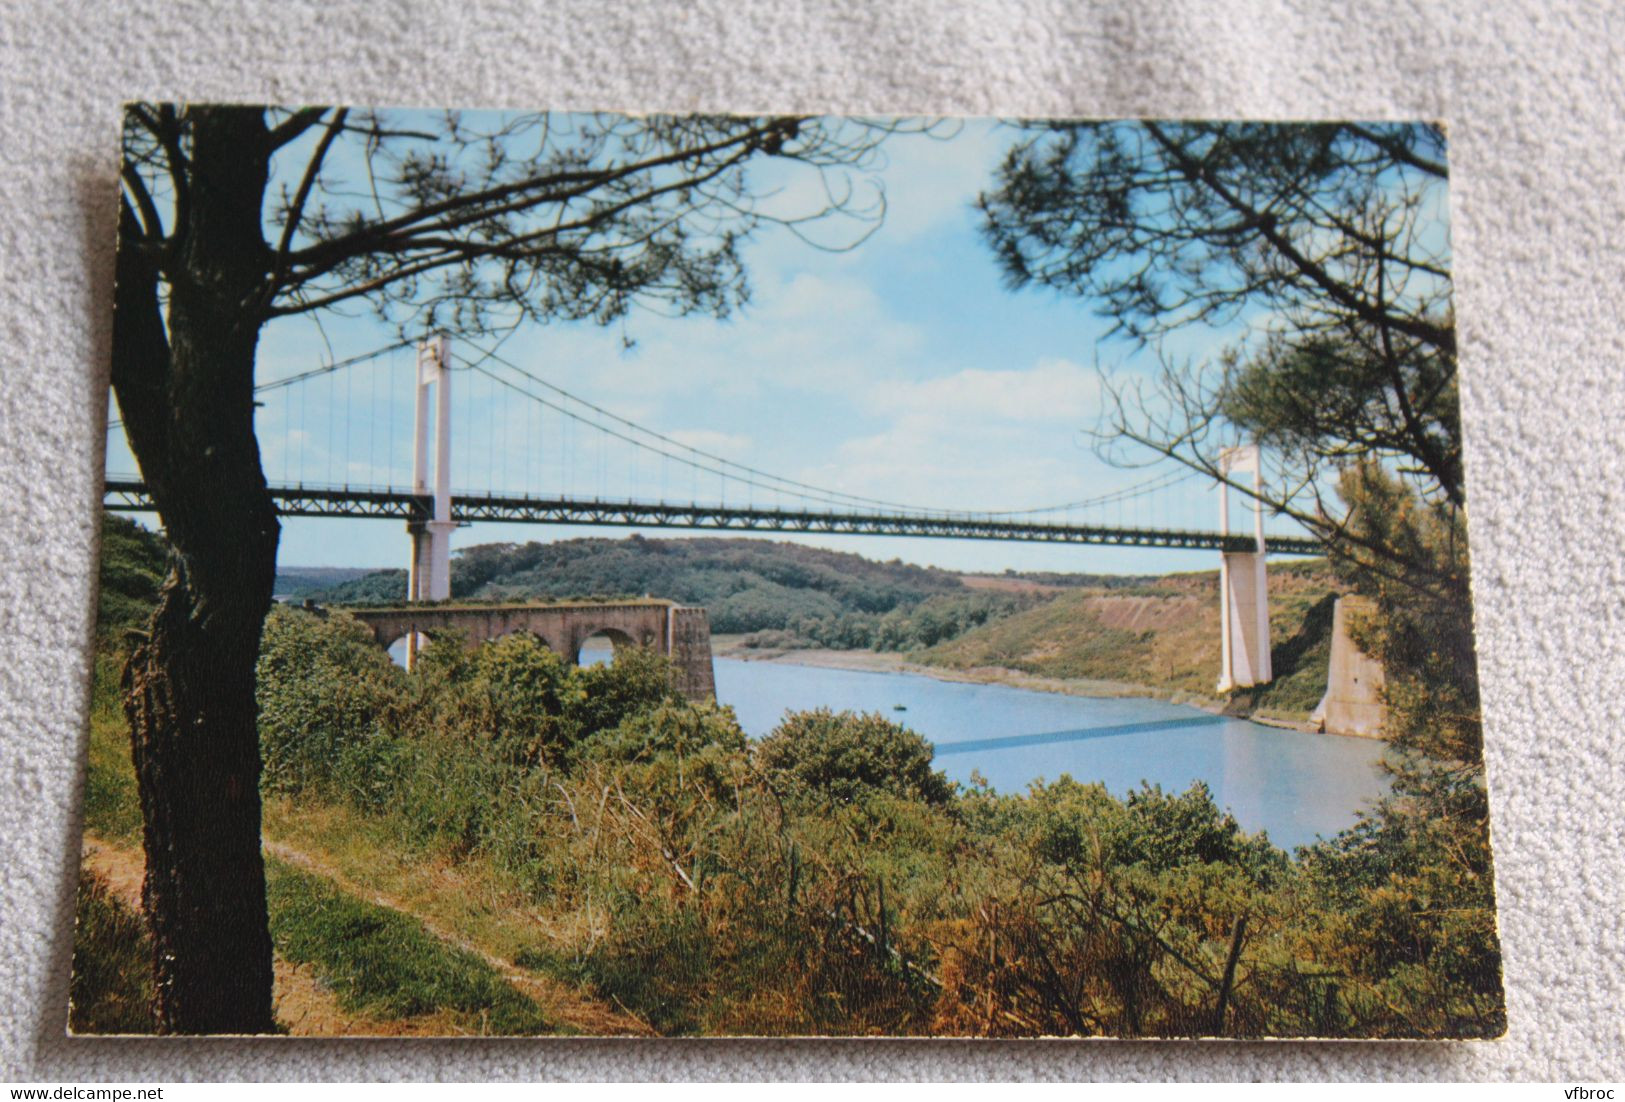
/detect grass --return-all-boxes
[262,796,551,970]
[70,536,1357,1038]
[77,656,558,1035]
[81,653,143,845]
[68,871,155,1034]
[263,796,662,1037]
[265,857,552,1035]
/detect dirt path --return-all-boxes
[79,834,647,1037]
[81,835,442,1036]
[260,840,652,1036]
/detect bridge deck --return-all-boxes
[104,480,1323,556]
[334,598,677,613]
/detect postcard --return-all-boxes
[76,106,1502,1038]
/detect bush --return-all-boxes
[243,569,1499,1038]
[933,777,1292,1037]
[1114,781,1287,884]
[567,647,684,743]
[95,514,168,641]
[256,607,405,797]
[756,709,954,808]
[415,632,582,767]
[557,700,950,1035]
[577,699,748,765]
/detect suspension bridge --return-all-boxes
[98,479,1316,554]
[103,337,1320,689]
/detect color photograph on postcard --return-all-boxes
[75,106,1502,1038]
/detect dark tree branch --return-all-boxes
[120,161,165,241]
[1342,122,1449,179]
[135,104,190,228]
[270,141,755,317]
[1096,360,1461,600]
[280,119,781,274]
[265,106,329,151]
[1374,257,1462,507]
[1142,122,1456,358]
[264,107,348,305]
[110,198,173,479]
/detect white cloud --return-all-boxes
[860,121,1008,244]
[741,117,1002,252]
[511,268,928,406]
[862,357,1101,424]
[507,338,1109,514]
[766,357,1107,513]
[810,421,1090,513]
[668,428,753,457]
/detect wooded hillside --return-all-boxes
[288,535,988,635]
[921,559,1344,717]
[280,532,1343,711]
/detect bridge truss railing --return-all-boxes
[103,479,1323,555]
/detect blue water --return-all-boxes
[713,656,1388,852]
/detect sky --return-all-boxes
[106,114,1340,577]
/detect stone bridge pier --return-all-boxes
[341,599,715,700]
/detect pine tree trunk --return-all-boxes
[123,551,277,1033]
[111,106,280,1033]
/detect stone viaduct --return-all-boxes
[339,599,716,701]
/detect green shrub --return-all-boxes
[577,699,748,765]
[242,567,1498,1038]
[256,606,404,797]
[1115,781,1287,883]
[933,777,1293,1037]
[757,709,954,808]
[416,632,582,766]
[95,514,168,641]
[566,646,684,739]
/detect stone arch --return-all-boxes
[486,626,569,658]
[521,616,573,656]
[570,625,638,666]
[382,628,433,668]
[339,602,710,696]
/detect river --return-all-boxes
[709,655,1389,853]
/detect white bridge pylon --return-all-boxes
[1216,444,1272,692]
[391,336,1275,684]
[406,337,455,664]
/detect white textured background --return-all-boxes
[2,0,1622,1081]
